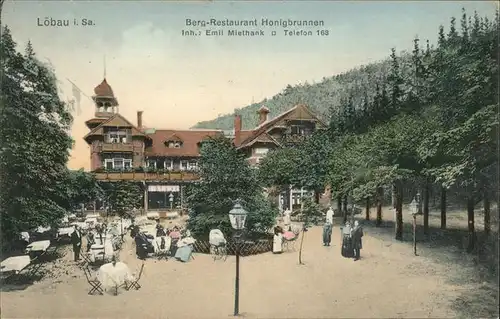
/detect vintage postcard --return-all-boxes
[0,1,498,318]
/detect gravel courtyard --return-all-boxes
[1,220,469,319]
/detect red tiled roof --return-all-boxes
[145,130,223,157]
[94,78,114,97]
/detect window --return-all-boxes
[254,148,269,155]
[113,158,124,169]
[180,160,188,170]
[290,125,305,136]
[104,159,113,169]
[105,130,130,143]
[157,160,165,169]
[292,193,301,205]
[124,159,132,169]
[166,141,183,148]
[104,158,132,170]
[165,159,174,170]
[146,160,157,169]
[188,161,198,170]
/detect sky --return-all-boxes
[2,0,497,170]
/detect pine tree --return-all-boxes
[448,17,459,46]
[460,7,469,44]
[438,25,446,47]
[387,48,403,117]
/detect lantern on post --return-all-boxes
[228,199,248,316]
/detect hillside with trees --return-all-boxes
[257,8,498,248]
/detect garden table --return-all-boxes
[97,262,133,294]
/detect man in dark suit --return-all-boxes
[352,220,364,261]
[70,225,82,261]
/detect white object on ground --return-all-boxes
[209,229,226,246]
[96,262,133,289]
[26,240,51,252]
[86,213,100,219]
[1,255,31,273]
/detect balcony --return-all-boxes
[94,169,200,182]
[101,142,134,152]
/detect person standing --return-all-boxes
[322,222,333,246]
[326,206,334,225]
[70,225,82,261]
[351,220,364,261]
[283,209,291,228]
[86,231,95,252]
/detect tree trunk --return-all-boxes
[337,196,342,214]
[298,228,306,265]
[423,180,430,235]
[440,186,447,229]
[376,187,383,227]
[467,196,475,252]
[395,182,403,241]
[391,184,397,209]
[484,192,491,234]
[365,197,370,221]
[314,190,320,204]
[342,196,348,224]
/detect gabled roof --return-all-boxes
[164,133,183,142]
[236,104,325,149]
[145,130,223,157]
[243,132,281,148]
[83,113,147,143]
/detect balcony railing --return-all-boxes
[91,142,134,153]
[101,143,134,152]
[93,169,199,182]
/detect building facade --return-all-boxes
[85,78,327,212]
[232,105,327,211]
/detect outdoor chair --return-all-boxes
[81,266,103,295]
[126,262,144,290]
[283,233,299,252]
[79,252,92,266]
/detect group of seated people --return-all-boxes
[131,219,193,261]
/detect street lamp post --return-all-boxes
[228,200,248,317]
[169,193,174,210]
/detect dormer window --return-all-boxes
[165,140,183,148]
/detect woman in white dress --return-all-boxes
[283,210,291,228]
[272,226,283,254]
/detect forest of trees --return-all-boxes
[256,9,498,252]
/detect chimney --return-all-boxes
[257,106,270,125]
[137,111,143,128]
[234,115,242,146]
